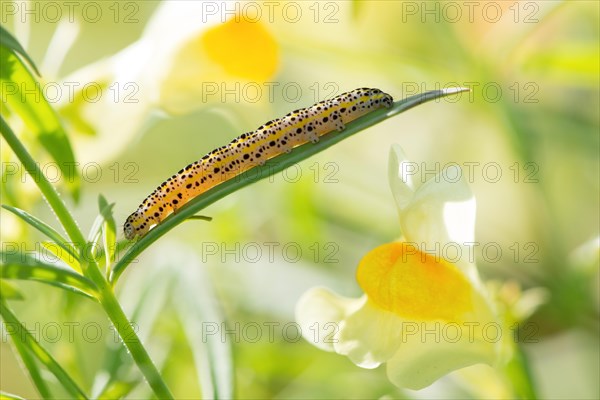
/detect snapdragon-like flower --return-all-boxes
[56,0,279,163]
[296,145,503,390]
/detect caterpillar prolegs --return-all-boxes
[124,87,393,240]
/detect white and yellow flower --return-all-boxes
[53,0,279,164]
[296,145,505,390]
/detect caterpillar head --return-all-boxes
[123,214,136,240]
[370,88,394,108]
[124,211,148,240]
[381,92,394,108]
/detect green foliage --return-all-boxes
[1,23,469,399]
[0,301,88,399]
[1,30,172,399]
[0,25,40,76]
[0,36,80,201]
[1,1,598,397]
[0,390,27,400]
[0,279,24,300]
[0,251,97,299]
[2,205,79,262]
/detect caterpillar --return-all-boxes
[124,87,393,240]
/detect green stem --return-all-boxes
[94,279,173,399]
[112,88,469,282]
[0,116,82,248]
[1,117,173,399]
[0,300,88,399]
[505,341,538,399]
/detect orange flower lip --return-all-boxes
[296,146,503,390]
[357,242,474,322]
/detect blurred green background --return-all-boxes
[1,1,598,398]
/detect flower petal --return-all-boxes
[400,164,475,247]
[357,242,474,321]
[160,17,279,114]
[296,287,354,352]
[201,18,279,81]
[388,145,478,276]
[399,163,478,280]
[388,144,416,210]
[334,296,403,368]
[385,321,498,390]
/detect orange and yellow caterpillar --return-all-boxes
[124,87,393,240]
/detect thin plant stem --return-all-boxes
[1,117,174,399]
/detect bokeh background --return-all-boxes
[1,1,598,398]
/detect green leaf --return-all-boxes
[96,270,174,398]
[0,391,27,399]
[0,46,80,201]
[0,300,88,399]
[504,342,539,399]
[40,241,80,271]
[0,279,24,300]
[2,204,80,263]
[0,25,40,76]
[0,116,85,255]
[93,239,131,270]
[3,320,52,399]
[0,251,97,299]
[111,88,470,282]
[96,379,141,400]
[87,200,115,247]
[5,336,51,398]
[96,264,173,396]
[174,262,233,399]
[2,102,171,399]
[98,195,117,269]
[186,215,213,222]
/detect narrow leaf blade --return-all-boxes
[0,25,40,75]
[173,255,234,399]
[2,204,80,264]
[0,44,80,201]
[0,301,89,399]
[0,279,24,300]
[0,391,27,399]
[87,200,115,248]
[98,195,117,268]
[112,88,470,282]
[0,252,97,299]
[96,379,141,400]
[40,241,80,271]
[1,334,51,399]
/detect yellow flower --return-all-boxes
[296,145,503,390]
[56,0,279,163]
[159,6,279,114]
